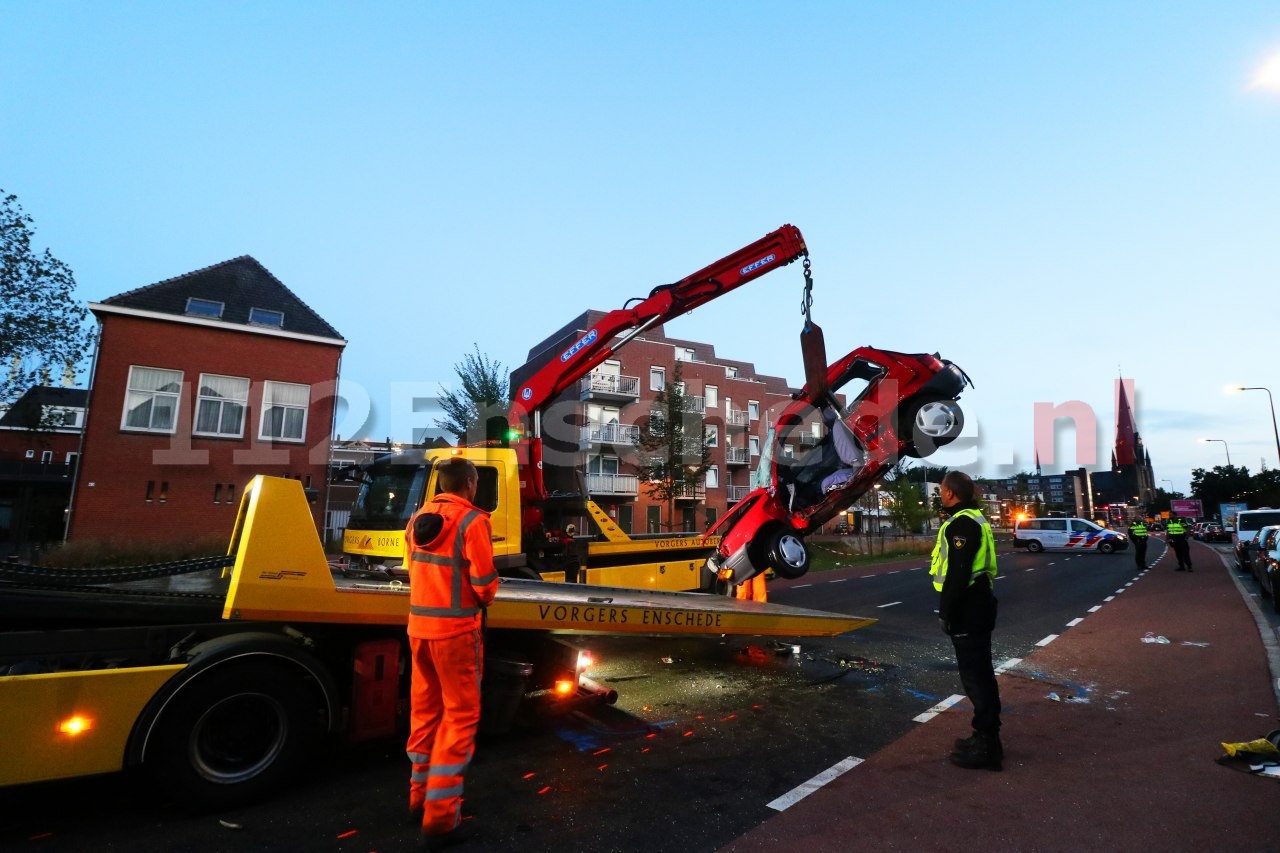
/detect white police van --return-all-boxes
[1013,517,1129,554]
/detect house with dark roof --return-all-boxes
[68,256,346,547]
[0,385,88,557]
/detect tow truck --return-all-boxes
[343,225,813,592]
[0,475,872,808]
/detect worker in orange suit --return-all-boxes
[735,571,767,602]
[404,457,499,850]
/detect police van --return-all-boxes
[1013,517,1129,554]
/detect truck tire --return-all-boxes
[1026,540,1044,553]
[147,661,326,811]
[900,396,964,458]
[1098,541,1117,555]
[765,529,810,579]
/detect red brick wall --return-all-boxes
[69,314,342,546]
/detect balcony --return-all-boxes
[681,395,705,414]
[586,472,639,496]
[727,485,752,503]
[579,372,640,402]
[580,422,640,449]
[725,409,749,428]
[672,482,707,501]
[798,432,819,446]
[725,447,749,466]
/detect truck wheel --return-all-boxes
[900,396,964,458]
[1026,540,1044,553]
[147,661,325,811]
[1098,541,1116,555]
[765,529,810,579]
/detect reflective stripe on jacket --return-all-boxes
[405,493,499,639]
[1129,522,1148,538]
[1166,520,1186,536]
[930,507,997,592]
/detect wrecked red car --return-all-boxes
[706,345,971,585]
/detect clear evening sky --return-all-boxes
[4,2,1278,493]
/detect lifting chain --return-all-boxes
[800,255,814,325]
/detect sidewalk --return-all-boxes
[725,541,1280,852]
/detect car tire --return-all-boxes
[146,661,326,812]
[1098,541,1116,555]
[1026,540,1044,553]
[764,528,811,579]
[900,396,965,458]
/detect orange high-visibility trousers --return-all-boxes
[735,573,767,602]
[406,628,484,835]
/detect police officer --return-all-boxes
[930,471,1003,770]
[1166,516,1192,571]
[1128,517,1149,569]
[404,457,499,850]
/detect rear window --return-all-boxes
[1238,511,1280,534]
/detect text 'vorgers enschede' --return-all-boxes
[536,604,724,628]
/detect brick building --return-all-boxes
[68,257,345,546]
[0,386,87,557]
[511,310,823,534]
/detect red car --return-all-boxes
[706,345,971,586]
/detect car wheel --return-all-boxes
[764,528,810,579]
[1026,540,1044,553]
[1098,541,1116,555]
[900,396,965,458]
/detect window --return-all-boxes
[650,367,665,391]
[122,366,182,433]
[676,347,695,362]
[705,507,717,528]
[195,374,249,437]
[260,381,309,442]
[705,425,718,447]
[748,400,760,421]
[725,366,738,378]
[248,307,285,327]
[705,385,718,409]
[185,297,225,319]
[749,436,760,456]
[705,466,719,489]
[647,505,661,533]
[40,450,52,463]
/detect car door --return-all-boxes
[1040,519,1069,549]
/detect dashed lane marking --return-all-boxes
[766,757,865,811]
[913,694,966,723]
[1036,634,1058,646]
[995,657,1022,674]
[1066,617,1084,627]
[1088,605,1102,612]
[792,583,812,589]
[877,601,902,609]
[1104,595,1115,602]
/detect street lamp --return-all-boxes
[1200,438,1232,466]
[1232,386,1280,469]
[1161,478,1174,494]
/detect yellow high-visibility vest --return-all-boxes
[930,508,997,592]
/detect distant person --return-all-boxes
[404,457,499,850]
[735,570,768,602]
[1166,516,1192,571]
[930,471,1002,770]
[818,403,866,493]
[1128,518,1149,569]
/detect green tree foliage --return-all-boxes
[1189,464,1280,513]
[882,463,933,532]
[635,363,710,531]
[1,191,89,408]
[433,344,509,443]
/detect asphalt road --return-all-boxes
[0,541,1170,852]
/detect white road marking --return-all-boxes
[886,570,900,575]
[1025,567,1036,572]
[877,601,901,609]
[912,694,966,723]
[1088,605,1102,612]
[792,583,812,589]
[766,757,865,811]
[995,657,1022,674]
[1104,595,1115,601]
[830,578,847,582]
[1036,634,1058,646]
[1066,617,1084,627]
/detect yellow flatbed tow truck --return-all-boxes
[0,476,872,810]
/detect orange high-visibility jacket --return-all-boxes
[405,493,499,639]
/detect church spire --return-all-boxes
[1115,376,1137,466]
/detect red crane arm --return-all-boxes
[508,224,808,430]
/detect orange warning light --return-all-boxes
[554,679,575,696]
[58,715,94,735]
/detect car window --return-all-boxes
[1241,511,1280,533]
[1264,529,1279,550]
[1070,520,1099,533]
[1043,519,1067,531]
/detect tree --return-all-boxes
[433,344,509,444]
[1191,465,1254,512]
[882,463,933,533]
[635,363,710,531]
[1,191,89,409]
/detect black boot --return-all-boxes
[950,731,1003,770]
[954,732,979,750]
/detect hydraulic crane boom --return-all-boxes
[507,225,809,502]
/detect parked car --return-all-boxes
[1190,522,1208,540]
[1234,509,1280,571]
[1202,523,1229,543]
[1250,525,1280,612]
[1012,517,1129,554]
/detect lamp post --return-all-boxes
[1161,478,1174,494]
[1200,438,1232,467]
[1233,386,1280,470]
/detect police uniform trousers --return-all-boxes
[1132,536,1148,568]
[407,627,484,835]
[951,578,1001,735]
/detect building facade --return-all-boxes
[0,386,87,557]
[68,257,345,547]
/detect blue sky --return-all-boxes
[4,2,1278,494]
